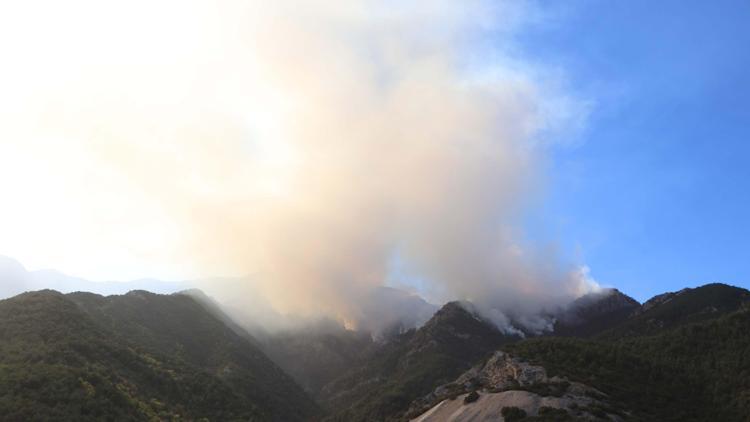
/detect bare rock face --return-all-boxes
[413,390,585,422]
[461,351,547,389]
[407,351,624,421]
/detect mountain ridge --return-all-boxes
[0,289,320,421]
[1,280,748,421]
[318,300,517,421]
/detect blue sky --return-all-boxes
[520,0,750,301]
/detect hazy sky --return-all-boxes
[0,0,748,307]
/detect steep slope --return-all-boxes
[175,288,265,347]
[356,287,439,339]
[0,289,319,421]
[69,290,320,420]
[505,303,750,421]
[320,301,516,421]
[553,288,640,337]
[602,283,750,338]
[258,287,437,397]
[0,291,142,421]
[406,283,750,422]
[262,320,374,395]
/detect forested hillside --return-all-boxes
[0,290,319,421]
[504,284,750,421]
[320,302,516,421]
[2,283,748,422]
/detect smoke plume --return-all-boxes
[0,0,594,333]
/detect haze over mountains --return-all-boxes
[0,256,189,299]
[0,255,441,338]
[1,254,603,340]
[1,254,748,421]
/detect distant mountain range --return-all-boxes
[0,262,748,421]
[0,256,190,298]
[0,256,438,339]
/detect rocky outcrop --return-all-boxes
[413,390,595,422]
[407,351,624,421]
[434,350,544,395]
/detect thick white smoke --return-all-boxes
[0,0,594,332]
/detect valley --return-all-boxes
[1,283,748,421]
